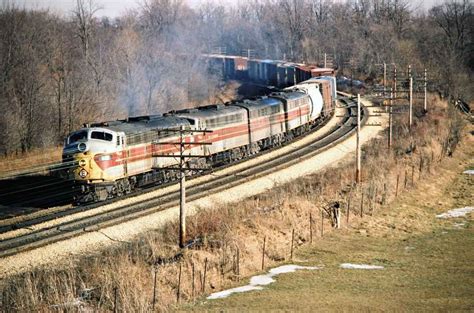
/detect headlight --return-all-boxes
[78,142,88,152]
[79,159,87,167]
[99,155,111,161]
[79,169,88,178]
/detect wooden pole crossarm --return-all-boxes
[158,167,211,171]
[157,128,214,134]
[379,96,408,100]
[336,123,358,127]
[336,114,381,117]
[373,110,407,114]
[337,105,357,109]
[153,142,213,145]
[390,87,424,92]
[152,154,210,158]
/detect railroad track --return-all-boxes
[0,95,367,258]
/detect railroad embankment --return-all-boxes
[191,124,473,311]
[1,94,470,311]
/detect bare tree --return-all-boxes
[141,0,183,38]
[430,0,473,67]
[73,0,100,59]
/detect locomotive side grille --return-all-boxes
[62,154,79,166]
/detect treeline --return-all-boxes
[0,0,220,155]
[0,0,472,155]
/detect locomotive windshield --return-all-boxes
[68,130,88,143]
[91,131,113,141]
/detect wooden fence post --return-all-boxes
[290,229,295,260]
[321,211,324,237]
[261,236,266,270]
[237,246,240,280]
[152,266,158,310]
[404,168,408,189]
[191,262,195,299]
[419,155,423,178]
[347,193,351,225]
[202,258,208,293]
[396,173,400,197]
[382,183,387,204]
[113,287,118,313]
[177,263,182,303]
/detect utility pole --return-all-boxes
[389,88,393,149]
[350,59,354,88]
[179,126,186,248]
[356,94,361,184]
[424,68,427,112]
[383,62,387,99]
[375,62,388,111]
[409,76,413,129]
[407,64,413,129]
[153,127,212,248]
[393,66,397,103]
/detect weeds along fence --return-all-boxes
[0,95,467,311]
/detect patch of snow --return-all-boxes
[50,299,85,308]
[404,246,415,251]
[463,170,474,175]
[436,207,474,219]
[249,274,275,286]
[453,222,466,228]
[207,264,320,300]
[207,285,264,300]
[340,263,384,270]
[268,264,319,274]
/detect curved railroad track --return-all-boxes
[0,94,367,258]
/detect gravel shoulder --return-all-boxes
[0,99,387,278]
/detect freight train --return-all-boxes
[62,56,337,203]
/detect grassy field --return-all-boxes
[185,142,474,311]
[193,229,473,311]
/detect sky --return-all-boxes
[10,0,444,18]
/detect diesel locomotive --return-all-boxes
[62,56,337,203]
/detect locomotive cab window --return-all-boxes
[91,131,113,142]
[68,130,88,143]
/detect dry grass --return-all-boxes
[0,146,62,177]
[0,94,470,311]
[190,126,474,311]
